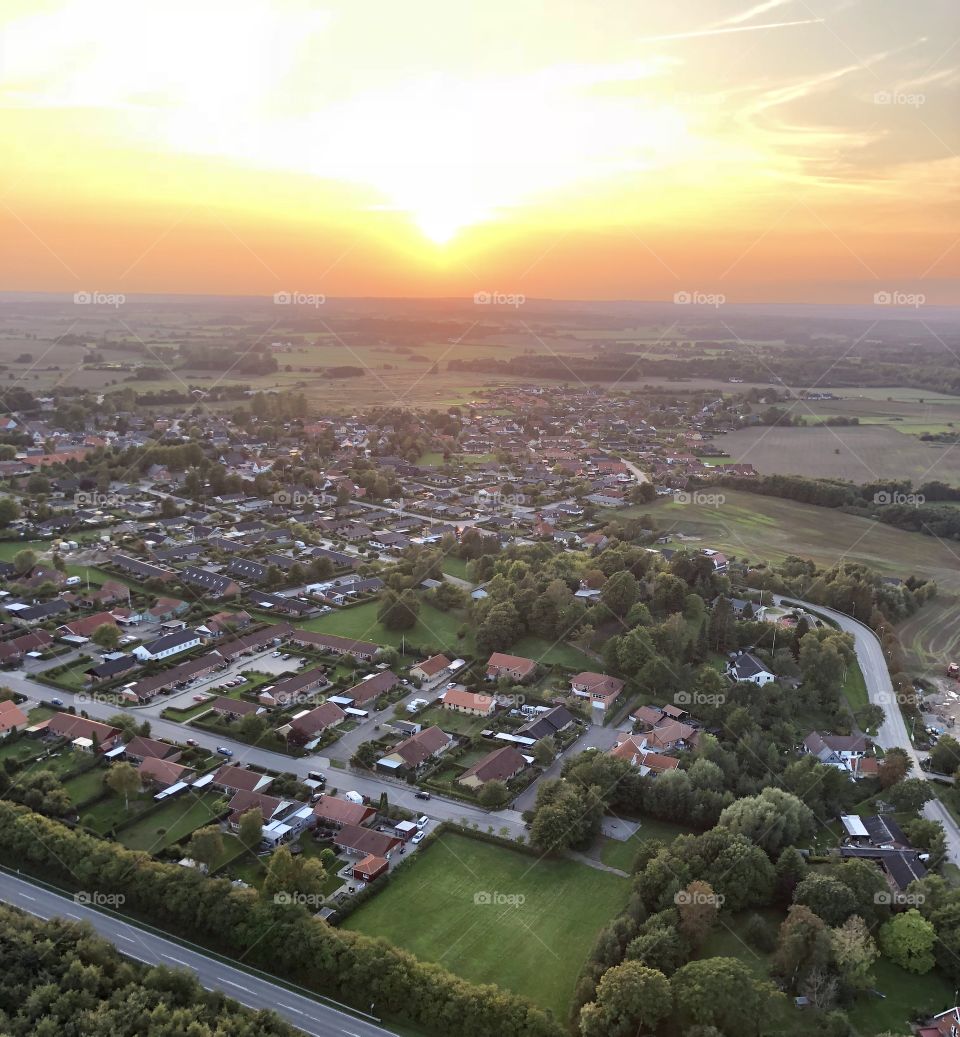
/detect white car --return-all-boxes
[411,832,425,844]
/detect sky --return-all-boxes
[1,0,958,303]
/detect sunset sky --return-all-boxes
[1,0,958,302]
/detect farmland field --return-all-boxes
[717,424,960,484]
[620,489,960,672]
[344,832,630,1018]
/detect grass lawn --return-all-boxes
[843,659,869,716]
[299,600,476,655]
[116,790,227,853]
[597,817,694,871]
[509,636,594,671]
[413,705,489,737]
[344,832,630,1018]
[848,958,956,1034]
[62,768,107,805]
[80,791,155,835]
[440,556,470,580]
[0,737,46,766]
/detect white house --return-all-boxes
[727,651,776,686]
[133,629,201,662]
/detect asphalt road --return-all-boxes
[0,870,395,1037]
[775,595,960,863]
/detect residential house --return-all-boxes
[180,567,241,599]
[289,630,379,661]
[803,731,871,775]
[409,654,452,684]
[0,699,28,736]
[441,687,496,716]
[377,726,452,774]
[727,651,776,686]
[340,669,398,708]
[570,672,624,711]
[133,628,201,662]
[57,611,119,641]
[333,823,401,859]
[457,746,527,789]
[609,736,681,777]
[313,795,375,829]
[263,666,329,707]
[43,713,122,752]
[283,701,347,745]
[211,764,273,794]
[122,735,182,763]
[138,757,195,788]
[485,652,537,682]
[517,705,576,741]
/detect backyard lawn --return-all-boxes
[344,832,630,1018]
[116,790,227,853]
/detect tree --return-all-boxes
[878,747,912,788]
[477,780,510,809]
[238,712,267,743]
[772,905,831,990]
[670,958,774,1033]
[793,873,858,927]
[12,549,36,576]
[676,880,719,948]
[237,807,263,849]
[929,734,960,776]
[0,497,20,529]
[104,762,140,809]
[530,780,604,854]
[830,915,878,992]
[264,844,327,900]
[878,909,936,973]
[716,788,815,858]
[579,961,671,1037]
[601,571,638,618]
[377,590,419,631]
[91,623,121,650]
[188,825,224,870]
[533,736,556,767]
[885,777,933,814]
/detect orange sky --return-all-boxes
[2,0,958,303]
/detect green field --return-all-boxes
[621,488,960,672]
[299,599,474,655]
[344,832,630,1017]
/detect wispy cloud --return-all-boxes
[635,19,823,46]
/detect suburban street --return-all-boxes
[0,870,395,1037]
[776,595,960,863]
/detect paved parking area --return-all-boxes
[601,817,641,841]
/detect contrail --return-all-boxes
[717,0,795,28]
[636,19,823,45]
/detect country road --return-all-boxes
[775,595,960,863]
[0,871,395,1037]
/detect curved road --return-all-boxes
[0,870,394,1037]
[775,595,960,862]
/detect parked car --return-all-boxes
[215,746,233,757]
[185,738,199,747]
[50,698,64,707]
[411,831,425,844]
[414,791,431,800]
[416,815,428,829]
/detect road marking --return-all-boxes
[19,894,36,902]
[223,980,246,989]
[161,954,192,967]
[115,933,135,942]
[278,1003,303,1014]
